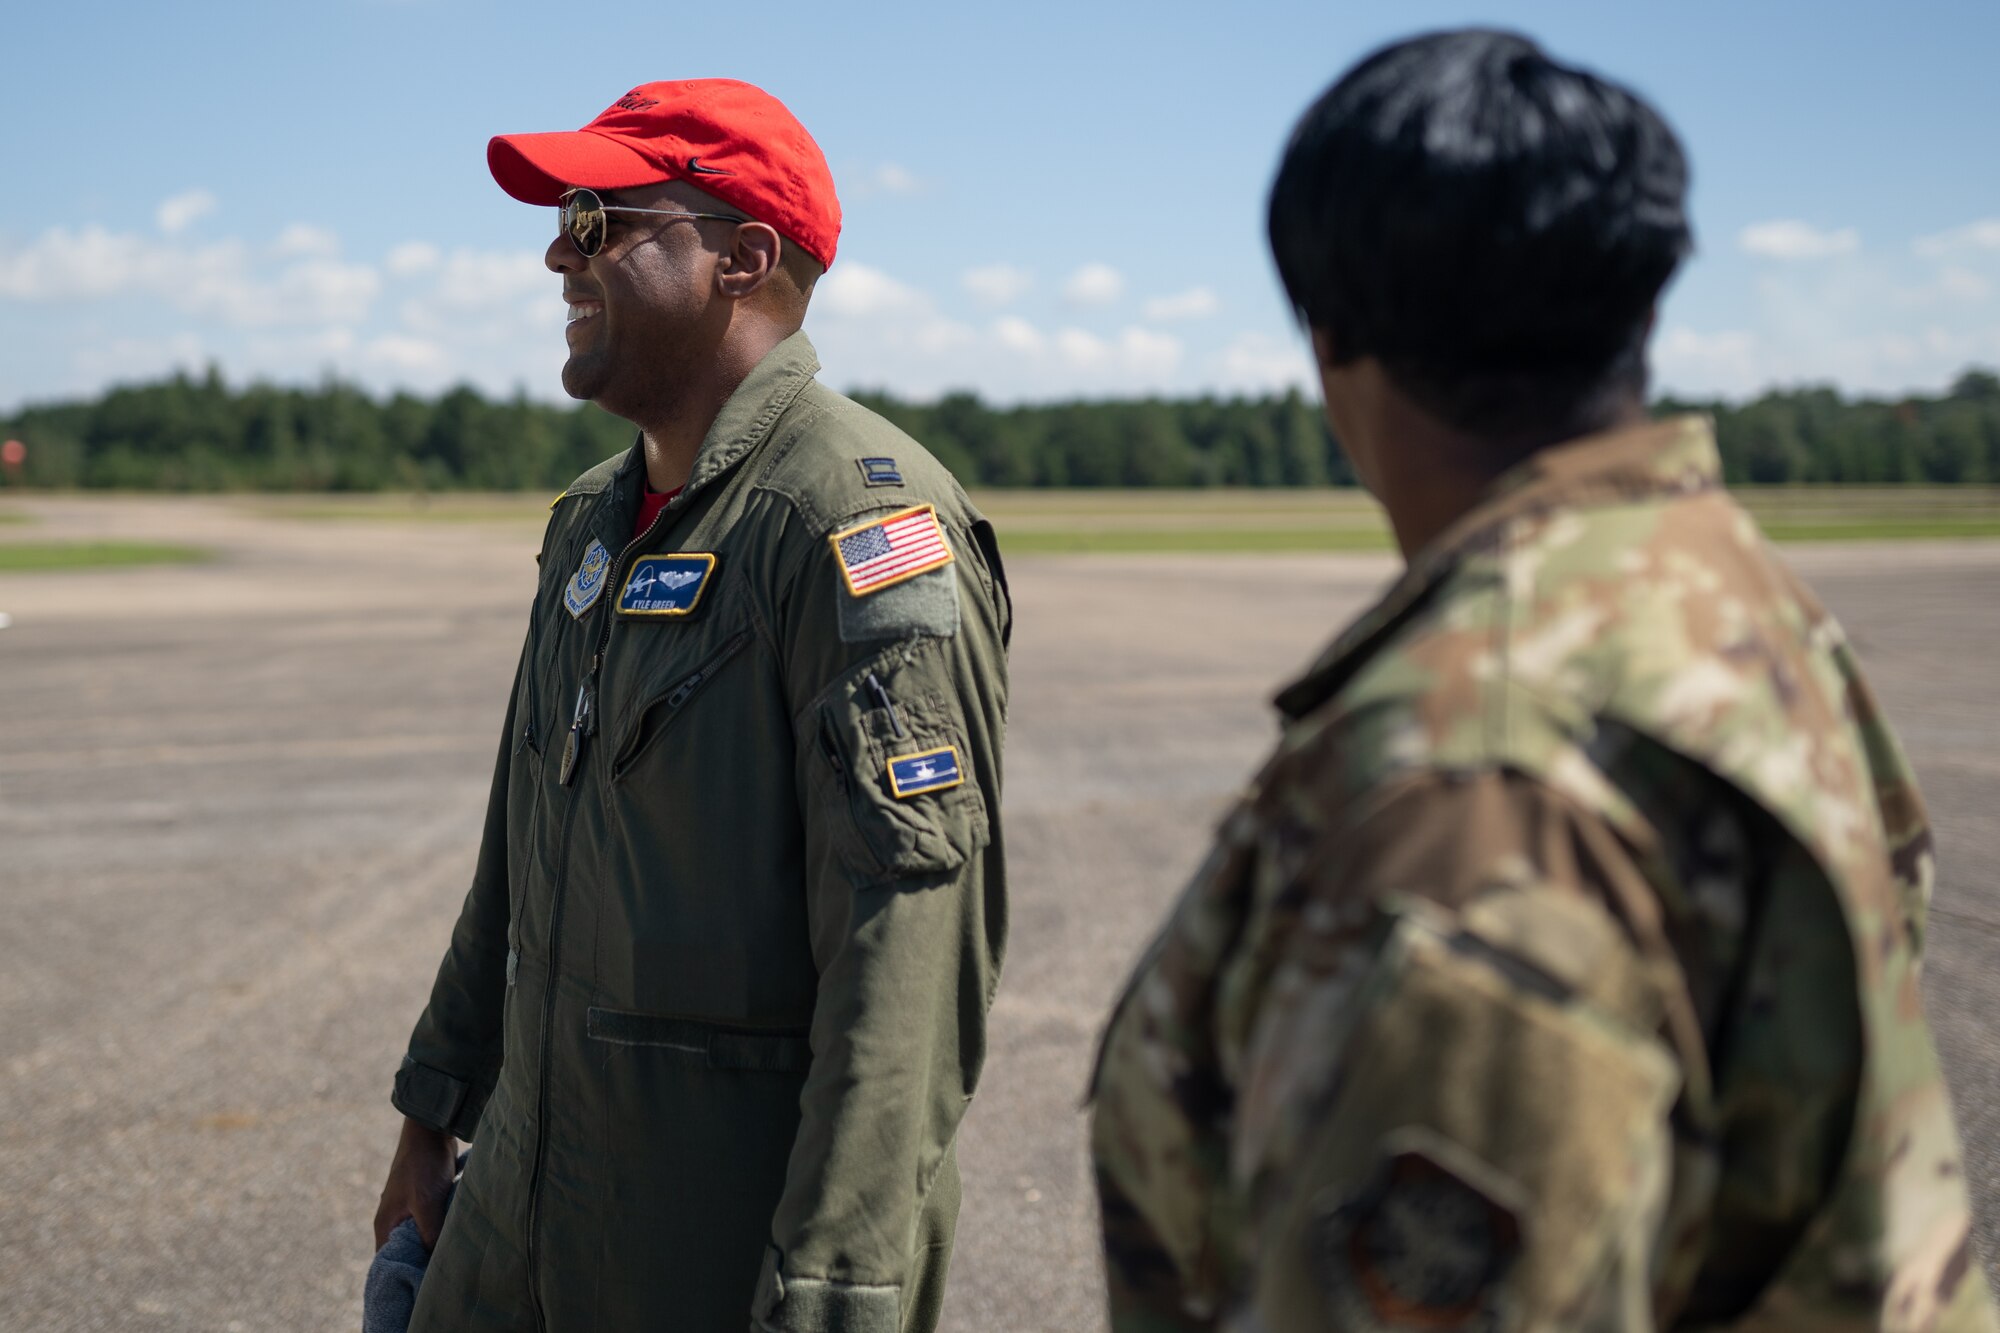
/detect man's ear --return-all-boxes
[717,222,782,299]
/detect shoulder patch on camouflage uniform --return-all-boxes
[1307,1134,1525,1332]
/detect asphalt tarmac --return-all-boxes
[2,496,1998,1332]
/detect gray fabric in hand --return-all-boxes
[362,1218,430,1333]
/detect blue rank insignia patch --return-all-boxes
[857,456,904,487]
[617,553,717,617]
[564,538,612,619]
[886,745,964,799]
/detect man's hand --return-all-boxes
[373,1116,458,1250]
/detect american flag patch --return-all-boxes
[829,504,954,597]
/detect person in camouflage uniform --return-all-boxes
[1090,29,1993,1333]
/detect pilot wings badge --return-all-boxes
[618,553,718,617]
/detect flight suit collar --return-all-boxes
[585,330,824,552]
[684,328,822,498]
[1273,414,1722,721]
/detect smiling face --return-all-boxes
[545,180,739,418]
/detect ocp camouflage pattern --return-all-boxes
[1090,416,1995,1332]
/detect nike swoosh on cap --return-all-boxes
[686,158,734,176]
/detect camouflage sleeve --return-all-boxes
[1217,770,1701,1332]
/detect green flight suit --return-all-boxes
[392,332,1011,1333]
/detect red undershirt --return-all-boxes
[634,486,684,539]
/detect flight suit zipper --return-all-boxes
[525,491,679,1332]
[610,630,752,780]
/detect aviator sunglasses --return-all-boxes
[557,186,746,258]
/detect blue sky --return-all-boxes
[3,0,1997,412]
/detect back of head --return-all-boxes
[1269,30,1693,438]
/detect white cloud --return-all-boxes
[1062,262,1124,306]
[243,325,358,367]
[1142,286,1219,322]
[1052,326,1181,376]
[916,319,977,353]
[846,164,923,199]
[1937,267,1992,303]
[962,264,1031,307]
[73,332,208,385]
[272,223,341,259]
[870,164,920,195]
[1653,327,1761,396]
[992,316,1043,356]
[803,257,1194,399]
[1214,332,1314,394]
[399,249,548,335]
[0,224,377,326]
[1738,220,1860,261]
[817,261,927,318]
[385,241,443,276]
[1915,219,2000,258]
[362,334,450,374]
[1054,327,1107,368]
[155,189,217,235]
[1115,327,1181,376]
[244,259,378,326]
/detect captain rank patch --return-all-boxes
[564,538,612,618]
[617,554,717,617]
[857,456,904,487]
[886,746,964,799]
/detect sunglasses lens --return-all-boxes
[561,189,606,256]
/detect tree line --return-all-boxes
[4,366,1999,492]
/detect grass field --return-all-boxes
[976,485,2000,552]
[0,542,209,572]
[217,485,2000,553]
[242,494,560,524]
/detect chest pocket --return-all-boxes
[609,626,754,781]
[601,568,758,782]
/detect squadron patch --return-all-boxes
[886,745,964,798]
[831,504,954,597]
[564,538,612,619]
[618,553,716,617]
[1308,1147,1521,1332]
[857,456,904,487]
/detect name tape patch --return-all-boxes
[618,553,716,617]
[831,504,954,598]
[564,538,612,618]
[887,745,964,799]
[857,456,904,487]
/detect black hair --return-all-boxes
[1268,29,1692,437]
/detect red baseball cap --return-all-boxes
[489,79,841,269]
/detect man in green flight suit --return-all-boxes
[371,79,1011,1333]
[1091,30,1995,1333]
